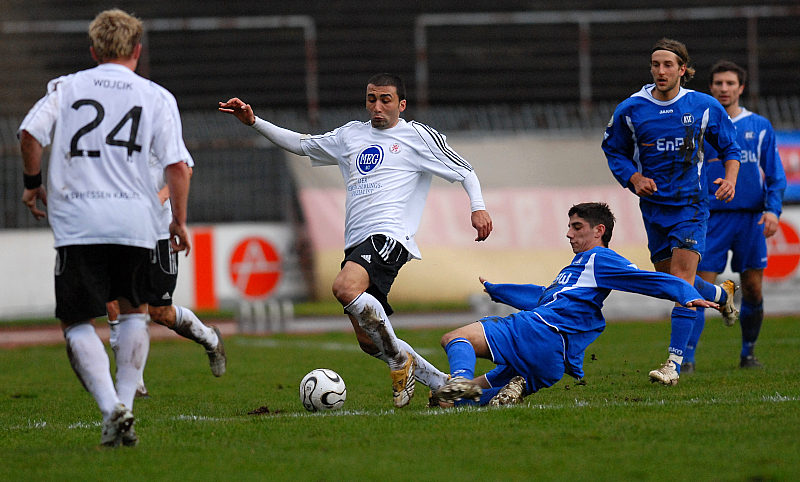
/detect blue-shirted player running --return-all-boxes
[429,202,720,407]
[602,38,742,386]
[683,60,787,373]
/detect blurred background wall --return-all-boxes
[1,1,799,318]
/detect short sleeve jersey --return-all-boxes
[19,63,186,248]
[704,108,786,215]
[300,118,475,259]
[603,84,740,207]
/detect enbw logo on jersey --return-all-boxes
[681,113,694,126]
[356,145,384,175]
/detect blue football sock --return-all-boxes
[684,307,706,364]
[694,275,726,304]
[479,387,501,406]
[445,338,476,380]
[740,300,764,357]
[669,306,696,372]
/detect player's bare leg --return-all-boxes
[149,305,226,377]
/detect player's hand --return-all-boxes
[471,210,492,241]
[759,211,779,238]
[218,98,256,126]
[169,221,192,256]
[21,186,47,220]
[629,172,657,196]
[713,177,735,202]
[478,276,490,292]
[685,299,719,309]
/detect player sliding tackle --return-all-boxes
[219,73,492,407]
[430,202,719,408]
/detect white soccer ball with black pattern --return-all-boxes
[299,369,346,412]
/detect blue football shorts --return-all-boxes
[640,201,708,264]
[480,311,566,393]
[698,210,768,274]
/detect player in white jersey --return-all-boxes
[18,9,191,447]
[219,73,493,407]
[106,146,227,398]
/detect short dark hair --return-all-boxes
[651,37,695,86]
[367,73,406,101]
[709,59,747,87]
[568,202,615,247]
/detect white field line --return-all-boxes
[235,337,440,356]
[6,392,798,431]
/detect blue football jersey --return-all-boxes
[484,246,703,378]
[603,84,740,207]
[704,108,786,215]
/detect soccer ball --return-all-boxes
[299,368,346,412]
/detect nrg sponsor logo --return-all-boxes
[356,145,384,175]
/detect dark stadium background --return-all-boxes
[1,0,798,229]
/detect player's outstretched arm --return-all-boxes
[218,97,255,126]
[219,98,304,155]
[685,299,719,309]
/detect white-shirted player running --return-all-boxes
[219,73,493,407]
[19,9,192,447]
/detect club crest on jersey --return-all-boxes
[390,143,401,154]
[356,145,384,175]
[681,113,694,126]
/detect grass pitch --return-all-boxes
[2,316,799,480]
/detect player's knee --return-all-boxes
[148,305,175,328]
[440,331,457,348]
[331,280,358,306]
[742,288,763,305]
[740,281,762,303]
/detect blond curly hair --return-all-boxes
[89,9,143,62]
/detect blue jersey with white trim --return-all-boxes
[704,108,786,216]
[603,84,740,207]
[484,246,703,378]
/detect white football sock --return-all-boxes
[114,313,150,409]
[173,305,219,350]
[64,323,120,420]
[344,292,405,370]
[396,339,448,390]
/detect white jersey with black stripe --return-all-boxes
[300,118,475,259]
[19,63,186,249]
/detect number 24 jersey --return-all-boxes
[19,63,186,249]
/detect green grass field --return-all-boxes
[2,316,799,480]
